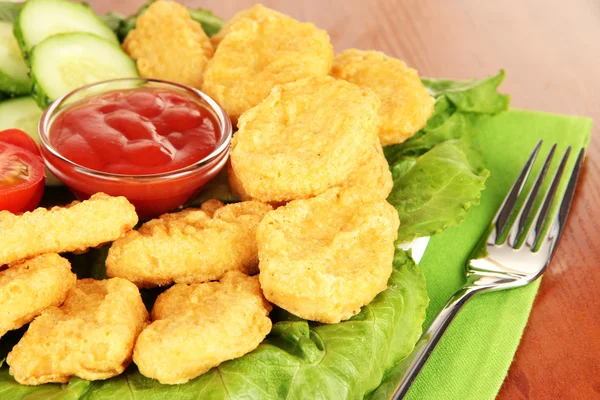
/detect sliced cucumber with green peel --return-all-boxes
[14,0,118,56]
[0,97,42,143]
[0,96,62,185]
[0,21,30,95]
[30,32,139,107]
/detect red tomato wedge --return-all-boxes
[0,129,46,213]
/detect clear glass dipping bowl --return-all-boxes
[38,78,232,219]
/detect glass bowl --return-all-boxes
[38,78,232,219]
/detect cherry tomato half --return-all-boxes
[0,129,45,213]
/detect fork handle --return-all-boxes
[388,285,480,400]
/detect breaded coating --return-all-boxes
[331,49,435,146]
[210,5,266,47]
[199,199,226,217]
[0,254,76,339]
[227,161,287,209]
[7,278,148,385]
[133,271,272,384]
[123,0,214,89]
[339,141,393,201]
[106,201,273,287]
[202,5,333,123]
[227,160,251,201]
[0,193,138,266]
[258,188,399,324]
[230,76,381,203]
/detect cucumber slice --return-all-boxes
[0,97,41,143]
[0,21,30,95]
[14,0,118,56]
[30,32,139,107]
[0,96,62,185]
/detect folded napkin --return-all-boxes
[397,109,592,399]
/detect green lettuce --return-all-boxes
[385,71,508,242]
[0,250,428,400]
[387,140,489,242]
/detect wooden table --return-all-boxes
[92,1,600,398]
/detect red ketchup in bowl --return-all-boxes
[51,89,218,176]
[40,80,232,219]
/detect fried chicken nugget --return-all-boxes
[340,141,393,201]
[331,49,435,146]
[7,278,148,385]
[227,160,251,201]
[210,5,264,47]
[229,140,391,203]
[230,76,381,203]
[133,271,272,384]
[202,5,333,123]
[0,193,138,266]
[106,201,273,287]
[0,254,76,339]
[258,187,399,324]
[123,0,214,88]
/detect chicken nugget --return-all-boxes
[0,254,76,339]
[133,271,271,384]
[0,193,138,266]
[106,201,273,287]
[230,76,380,203]
[123,0,214,88]
[7,278,148,385]
[199,198,226,217]
[202,5,333,123]
[339,141,393,201]
[227,160,251,201]
[331,49,435,146]
[258,188,399,324]
[210,5,263,47]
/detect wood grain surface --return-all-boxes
[90,1,600,398]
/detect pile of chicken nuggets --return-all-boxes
[0,1,434,386]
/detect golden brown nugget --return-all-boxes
[7,278,148,385]
[331,49,435,146]
[106,201,273,287]
[133,271,272,384]
[227,161,288,209]
[230,76,380,203]
[202,5,333,123]
[227,160,252,201]
[210,5,263,47]
[339,141,393,201]
[0,254,76,339]
[123,0,214,88]
[199,199,226,217]
[258,188,399,324]
[0,193,138,266]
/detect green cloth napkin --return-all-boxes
[400,109,592,400]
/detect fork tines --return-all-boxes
[491,140,585,251]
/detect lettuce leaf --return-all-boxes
[384,71,507,242]
[422,70,510,114]
[0,250,428,400]
[387,140,489,242]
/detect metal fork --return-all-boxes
[387,140,585,400]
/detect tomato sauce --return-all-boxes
[42,85,231,219]
[50,88,219,175]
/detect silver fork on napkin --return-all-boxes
[386,140,585,400]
